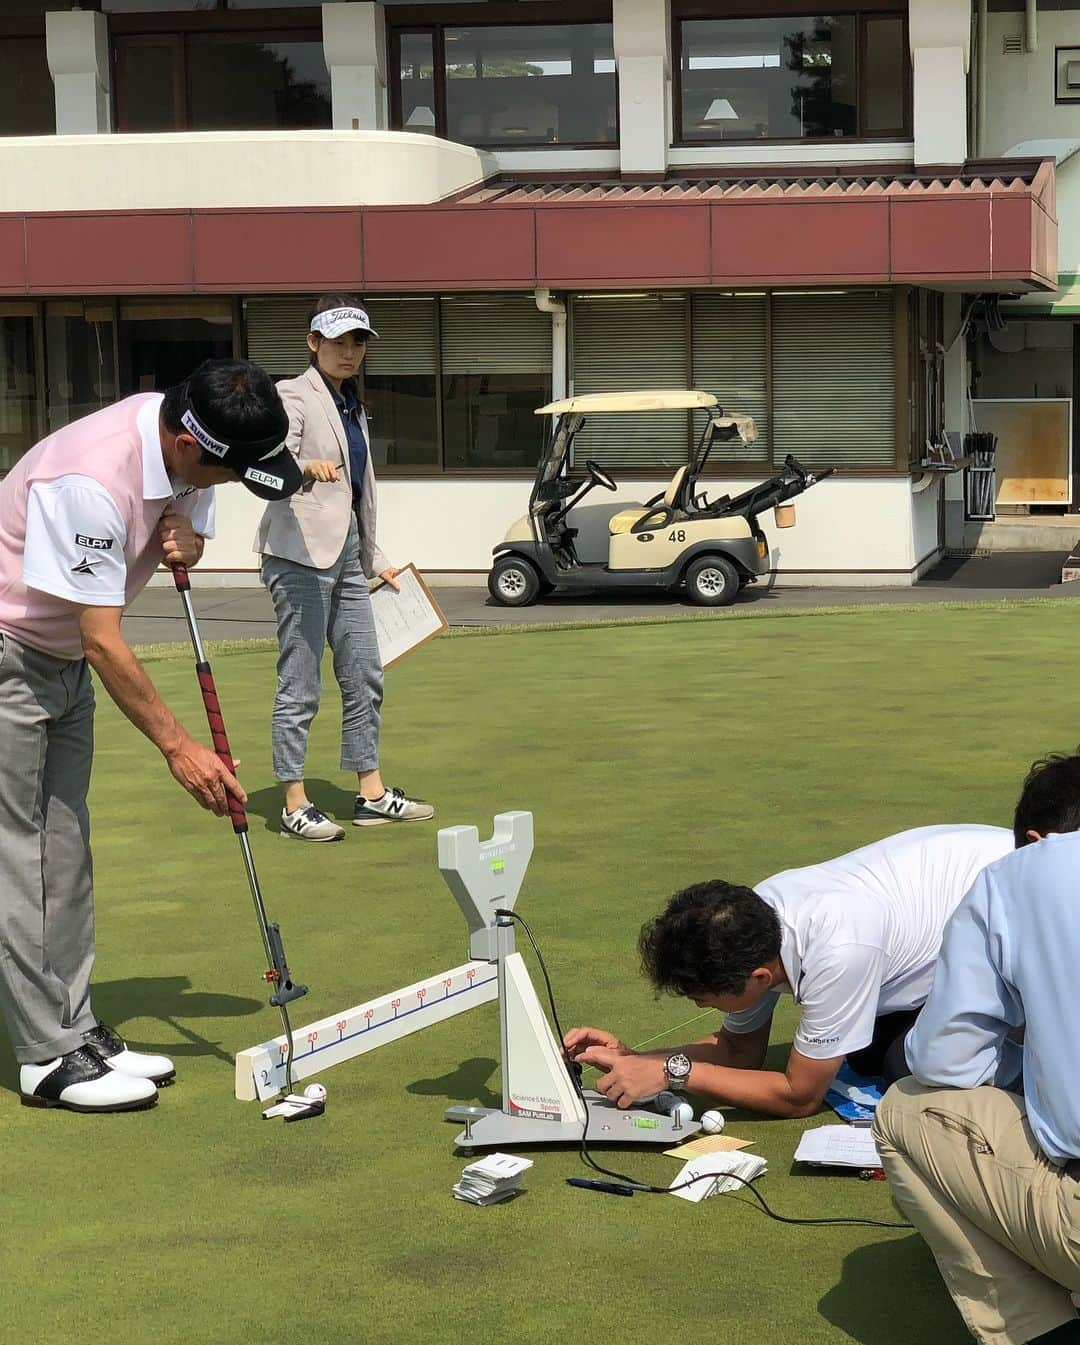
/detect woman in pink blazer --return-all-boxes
[255,294,434,841]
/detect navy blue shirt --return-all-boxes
[321,373,367,504]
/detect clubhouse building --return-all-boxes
[0,0,1077,584]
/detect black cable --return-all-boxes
[496,908,911,1230]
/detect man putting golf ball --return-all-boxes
[0,360,301,1115]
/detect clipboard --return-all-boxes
[369,563,448,669]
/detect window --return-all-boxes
[105,1,327,9]
[0,297,243,472]
[391,23,617,148]
[571,295,691,469]
[864,16,907,134]
[772,291,896,467]
[119,299,235,393]
[0,38,55,136]
[398,31,437,135]
[115,30,330,131]
[691,292,769,462]
[44,302,117,434]
[441,296,551,468]
[910,289,944,464]
[363,298,440,469]
[678,13,908,142]
[0,307,39,474]
[244,294,551,473]
[571,289,898,472]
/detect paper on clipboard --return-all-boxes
[370,564,448,669]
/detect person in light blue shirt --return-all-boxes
[873,749,1080,1345]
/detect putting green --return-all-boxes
[3,601,1077,1345]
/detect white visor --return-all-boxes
[310,306,378,340]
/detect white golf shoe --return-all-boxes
[83,1022,176,1086]
[20,1046,158,1113]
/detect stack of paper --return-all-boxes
[670,1150,768,1203]
[453,1152,533,1205]
[793,1124,881,1169]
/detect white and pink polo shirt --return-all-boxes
[0,393,215,660]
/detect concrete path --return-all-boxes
[122,551,1079,647]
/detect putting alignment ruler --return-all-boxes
[235,961,497,1102]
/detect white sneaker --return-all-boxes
[353,787,435,827]
[281,804,346,842]
[20,1046,158,1113]
[83,1022,176,1086]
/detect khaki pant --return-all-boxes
[873,1078,1080,1344]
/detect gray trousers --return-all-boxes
[0,632,97,1064]
[261,518,384,784]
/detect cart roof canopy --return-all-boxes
[535,390,719,416]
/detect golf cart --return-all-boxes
[488,390,835,607]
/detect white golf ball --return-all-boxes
[304,1083,327,1103]
[700,1109,725,1134]
[671,1101,694,1128]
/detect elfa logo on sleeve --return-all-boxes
[74,534,114,550]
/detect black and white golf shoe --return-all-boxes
[20,1046,158,1113]
[83,1022,176,1086]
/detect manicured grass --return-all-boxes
[4,600,1078,1345]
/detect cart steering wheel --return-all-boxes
[585,460,618,492]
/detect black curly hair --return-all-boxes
[1013,748,1080,846]
[638,880,782,998]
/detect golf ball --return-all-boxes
[700,1109,725,1134]
[304,1083,327,1103]
[671,1101,694,1128]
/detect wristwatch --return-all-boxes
[664,1052,692,1093]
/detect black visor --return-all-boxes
[180,404,301,502]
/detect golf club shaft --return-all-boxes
[171,561,301,1092]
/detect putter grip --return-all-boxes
[195,667,248,832]
[171,562,191,592]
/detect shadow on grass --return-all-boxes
[245,779,356,833]
[407,1056,500,1110]
[0,976,263,1096]
[481,583,779,612]
[818,1234,956,1343]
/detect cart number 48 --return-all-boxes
[668,529,686,543]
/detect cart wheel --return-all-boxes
[488,556,541,607]
[685,555,740,607]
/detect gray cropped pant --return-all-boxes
[261,518,384,784]
[0,631,98,1064]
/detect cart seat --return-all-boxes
[607,466,689,535]
[608,508,651,535]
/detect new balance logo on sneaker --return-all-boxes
[352,786,435,827]
[281,804,346,842]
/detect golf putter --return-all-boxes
[171,563,320,1121]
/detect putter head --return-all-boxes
[262,1093,325,1122]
